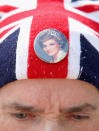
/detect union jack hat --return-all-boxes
[0,0,99,88]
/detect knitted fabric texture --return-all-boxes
[0,0,99,88]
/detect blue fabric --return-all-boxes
[79,34,99,88]
[0,29,20,87]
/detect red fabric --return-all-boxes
[37,0,64,8]
[28,0,69,78]
[76,5,99,13]
[0,5,17,13]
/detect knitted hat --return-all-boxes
[0,0,99,88]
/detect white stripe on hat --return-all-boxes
[0,0,37,10]
[67,18,81,79]
[67,17,99,79]
[16,17,33,80]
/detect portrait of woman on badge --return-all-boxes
[34,29,68,63]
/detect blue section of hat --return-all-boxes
[0,28,20,87]
[79,34,99,88]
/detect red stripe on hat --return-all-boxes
[27,1,69,78]
[37,0,63,2]
[0,5,17,13]
[76,5,99,13]
[37,0,64,8]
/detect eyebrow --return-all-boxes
[3,102,97,114]
[61,103,97,113]
[4,102,43,113]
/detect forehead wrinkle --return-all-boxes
[41,82,62,112]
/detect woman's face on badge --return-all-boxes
[42,39,60,56]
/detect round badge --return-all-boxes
[34,29,68,63]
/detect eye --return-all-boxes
[66,114,89,121]
[15,113,29,119]
[12,112,35,121]
[72,114,89,120]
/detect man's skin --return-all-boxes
[0,79,99,131]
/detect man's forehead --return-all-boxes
[0,79,98,107]
[2,79,97,94]
[1,79,93,93]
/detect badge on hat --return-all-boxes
[34,29,69,63]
